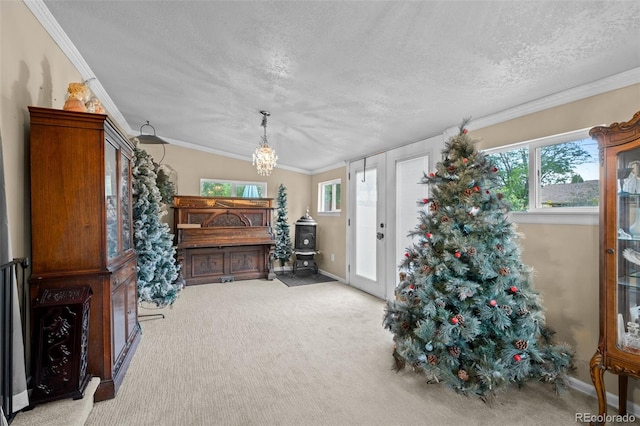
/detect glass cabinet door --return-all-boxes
[105,142,118,259]
[121,155,132,252]
[616,147,640,354]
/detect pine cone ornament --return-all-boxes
[436,299,445,308]
[441,216,450,223]
[501,305,513,316]
[458,369,469,381]
[515,339,529,350]
[427,355,438,365]
[454,314,465,325]
[401,321,411,331]
[466,247,476,256]
[499,267,510,276]
[518,306,529,316]
[463,188,472,196]
[449,346,461,358]
[496,244,504,253]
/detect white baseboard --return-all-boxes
[317,269,345,283]
[569,376,640,417]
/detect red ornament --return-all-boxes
[404,252,409,257]
[462,158,468,163]
[423,198,429,203]
[510,286,518,293]
[409,284,415,290]
[490,299,497,307]
[463,128,468,134]
[454,251,461,258]
[485,190,490,194]
[426,232,432,238]
[451,317,459,324]
[492,166,498,172]
[473,186,480,192]
[514,354,521,362]
[429,172,435,177]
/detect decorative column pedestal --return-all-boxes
[31,286,92,406]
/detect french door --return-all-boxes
[348,153,387,299]
[347,136,439,300]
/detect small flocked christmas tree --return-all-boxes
[383,119,574,403]
[274,183,293,271]
[132,147,183,307]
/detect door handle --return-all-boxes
[377,232,384,240]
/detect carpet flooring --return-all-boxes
[85,280,611,426]
[275,272,336,287]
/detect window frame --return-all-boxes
[200,178,267,198]
[482,127,599,225]
[318,178,341,216]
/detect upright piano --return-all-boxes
[172,196,276,285]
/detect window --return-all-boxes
[200,179,267,198]
[318,179,341,214]
[484,128,599,213]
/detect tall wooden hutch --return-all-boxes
[590,111,640,419]
[28,107,140,402]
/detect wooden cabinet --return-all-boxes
[590,111,640,420]
[28,107,140,402]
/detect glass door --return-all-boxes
[348,153,386,298]
[615,146,640,354]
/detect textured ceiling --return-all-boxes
[39,1,640,173]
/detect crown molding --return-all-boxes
[24,0,132,134]
[468,68,640,131]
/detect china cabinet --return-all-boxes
[590,111,640,420]
[28,107,140,402]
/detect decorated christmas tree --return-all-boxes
[274,183,293,271]
[383,119,574,403]
[132,147,183,307]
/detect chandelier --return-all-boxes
[253,111,278,176]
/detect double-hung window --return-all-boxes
[483,128,599,222]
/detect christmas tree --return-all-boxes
[274,183,293,271]
[132,147,183,307]
[383,119,574,403]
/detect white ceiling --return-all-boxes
[35,1,640,174]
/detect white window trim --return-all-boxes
[483,127,599,226]
[318,178,341,214]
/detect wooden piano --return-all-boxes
[172,196,276,285]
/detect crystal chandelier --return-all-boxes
[253,111,278,176]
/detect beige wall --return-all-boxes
[472,85,640,401]
[310,166,347,279]
[1,0,82,260]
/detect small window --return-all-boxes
[485,128,599,212]
[318,179,341,213]
[200,179,266,198]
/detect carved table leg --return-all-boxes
[590,351,607,425]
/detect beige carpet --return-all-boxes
[85,279,606,426]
